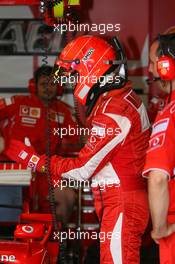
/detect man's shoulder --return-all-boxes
[1,95,29,106]
[158,100,175,118]
[152,101,175,135]
[13,94,32,102]
[104,88,143,117]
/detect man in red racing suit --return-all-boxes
[0,75,79,158]
[143,90,175,263]
[0,94,78,156]
[0,65,79,222]
[6,82,150,263]
[5,36,150,264]
[143,28,175,264]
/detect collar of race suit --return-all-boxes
[86,81,132,122]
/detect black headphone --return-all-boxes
[86,37,128,116]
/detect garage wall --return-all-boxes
[151,0,175,40]
[0,0,175,105]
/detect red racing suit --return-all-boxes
[51,83,150,264]
[143,90,175,264]
[0,94,79,157]
[0,94,80,212]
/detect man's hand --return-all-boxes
[5,139,46,172]
[151,223,175,244]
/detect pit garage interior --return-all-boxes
[0,0,175,263]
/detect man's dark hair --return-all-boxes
[155,33,175,57]
[34,65,53,84]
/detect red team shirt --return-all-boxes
[0,94,80,212]
[143,90,175,223]
[0,94,79,157]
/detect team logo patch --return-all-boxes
[20,105,29,116]
[22,225,34,234]
[18,150,28,160]
[158,60,169,69]
[20,106,41,118]
[82,48,95,62]
[147,133,165,152]
[29,108,41,118]
[31,156,39,163]
[152,118,169,136]
[28,155,39,170]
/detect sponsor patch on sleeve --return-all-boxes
[152,118,169,136]
[147,133,165,152]
[28,155,40,170]
[18,150,28,160]
[86,121,106,151]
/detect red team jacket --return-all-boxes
[0,94,79,157]
[143,90,175,223]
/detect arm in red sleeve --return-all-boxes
[4,113,131,185]
[143,112,175,240]
[51,112,131,185]
[0,96,18,120]
[143,114,175,179]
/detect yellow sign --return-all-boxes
[69,0,80,5]
[53,1,64,18]
[53,0,80,18]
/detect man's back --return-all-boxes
[88,84,150,190]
